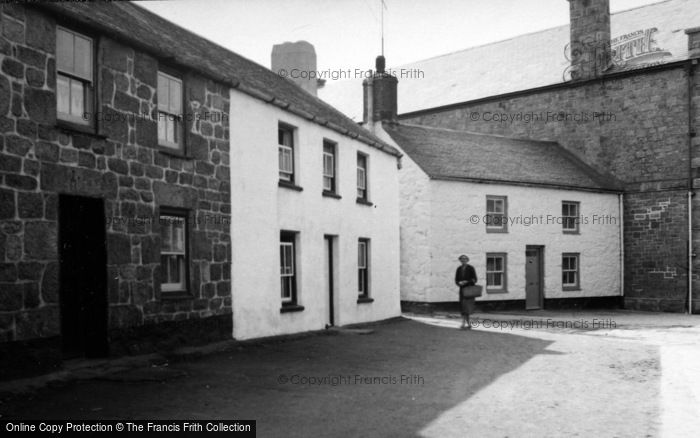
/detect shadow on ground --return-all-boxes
[1,319,563,437]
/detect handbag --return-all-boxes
[460,285,482,298]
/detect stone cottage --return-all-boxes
[0,2,404,380]
[0,2,233,379]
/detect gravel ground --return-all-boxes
[1,313,699,437]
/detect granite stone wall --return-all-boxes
[0,4,232,377]
[624,191,688,312]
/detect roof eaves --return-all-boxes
[429,175,623,194]
[386,123,621,191]
[35,2,401,158]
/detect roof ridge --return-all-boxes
[391,122,559,144]
[47,2,399,156]
[396,0,675,67]
[128,2,266,70]
[130,3,362,117]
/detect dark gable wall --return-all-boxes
[401,65,699,313]
[0,4,231,377]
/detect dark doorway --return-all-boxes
[324,235,335,327]
[59,195,108,358]
[525,246,544,310]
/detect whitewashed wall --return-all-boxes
[429,180,622,302]
[397,152,432,302]
[230,91,401,340]
[372,124,622,305]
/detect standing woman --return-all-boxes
[455,255,478,330]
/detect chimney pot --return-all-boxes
[362,55,397,124]
[376,55,386,73]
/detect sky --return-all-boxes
[136,0,665,71]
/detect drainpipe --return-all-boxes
[688,59,697,315]
[619,193,624,303]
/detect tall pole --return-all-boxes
[381,0,384,56]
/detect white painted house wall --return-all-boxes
[396,149,432,303]
[372,126,621,306]
[230,90,401,340]
[429,180,622,303]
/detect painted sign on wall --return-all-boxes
[563,27,672,81]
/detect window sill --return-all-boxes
[562,287,581,292]
[279,181,304,191]
[322,190,341,199]
[280,304,305,313]
[486,289,509,294]
[56,119,103,138]
[357,296,374,304]
[356,198,373,207]
[485,228,508,234]
[563,230,580,235]
[157,146,191,160]
[160,291,193,300]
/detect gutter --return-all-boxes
[398,60,690,121]
[430,175,622,194]
[687,59,697,315]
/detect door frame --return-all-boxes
[324,235,336,327]
[525,245,544,310]
[58,194,109,358]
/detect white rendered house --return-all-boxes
[229,55,402,339]
[360,56,623,310]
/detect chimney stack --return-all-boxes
[363,55,398,125]
[567,0,611,81]
[686,27,700,59]
[271,41,318,95]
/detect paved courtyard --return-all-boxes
[1,311,699,437]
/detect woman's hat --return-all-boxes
[458,254,469,261]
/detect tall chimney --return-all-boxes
[363,55,398,125]
[567,0,611,81]
[686,27,700,59]
[271,41,318,95]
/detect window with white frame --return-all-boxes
[280,232,297,304]
[56,27,93,125]
[357,153,368,201]
[486,253,507,292]
[562,253,580,290]
[278,125,295,182]
[358,238,370,297]
[160,213,188,292]
[157,72,183,149]
[562,201,580,233]
[486,196,507,232]
[323,141,336,193]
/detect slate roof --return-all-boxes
[320,0,700,120]
[37,2,400,157]
[384,123,622,192]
